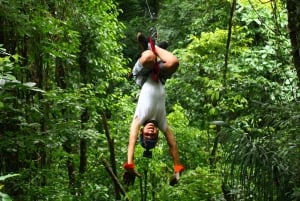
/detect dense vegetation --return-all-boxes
[1,0,299,200]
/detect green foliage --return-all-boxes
[1,0,299,200]
[165,0,299,200]
[122,104,223,200]
[221,100,300,200]
[167,104,211,168]
[157,0,231,49]
[158,167,223,201]
[1,0,127,200]
[0,174,19,201]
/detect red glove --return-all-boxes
[169,164,185,186]
[174,164,185,173]
[122,162,141,186]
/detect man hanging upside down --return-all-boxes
[123,32,184,186]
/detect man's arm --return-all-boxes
[127,117,140,164]
[164,124,185,186]
[123,117,141,186]
[164,125,180,165]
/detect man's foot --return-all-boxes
[137,32,169,51]
[137,32,148,51]
[157,41,168,49]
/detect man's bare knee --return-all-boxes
[164,59,179,74]
[140,50,156,69]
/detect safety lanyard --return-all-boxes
[149,37,160,82]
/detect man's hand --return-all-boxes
[169,164,184,186]
[123,163,141,186]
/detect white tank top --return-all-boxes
[134,77,167,132]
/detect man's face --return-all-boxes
[142,122,158,140]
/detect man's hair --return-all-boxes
[143,119,158,127]
[139,132,158,158]
[139,120,159,150]
[139,134,158,149]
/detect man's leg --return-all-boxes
[133,32,178,82]
[139,50,156,69]
[137,32,179,74]
[155,46,179,74]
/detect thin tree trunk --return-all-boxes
[79,139,87,174]
[222,182,234,201]
[223,0,236,86]
[101,112,121,200]
[101,157,128,200]
[56,58,77,194]
[209,127,220,168]
[286,0,300,86]
[79,109,89,174]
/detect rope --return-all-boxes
[149,37,160,82]
[145,0,155,20]
[144,0,160,82]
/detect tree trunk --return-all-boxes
[286,0,300,85]
[101,112,121,200]
[223,0,236,86]
[101,158,128,199]
[79,109,89,174]
[56,58,77,194]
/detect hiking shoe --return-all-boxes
[137,32,148,51]
[157,41,168,49]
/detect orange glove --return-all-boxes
[169,164,185,186]
[122,163,141,186]
[174,165,185,173]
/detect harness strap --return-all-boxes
[149,37,160,82]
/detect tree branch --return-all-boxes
[101,157,128,200]
[101,111,121,200]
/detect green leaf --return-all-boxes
[0,174,19,181]
[0,192,12,201]
[23,82,36,87]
